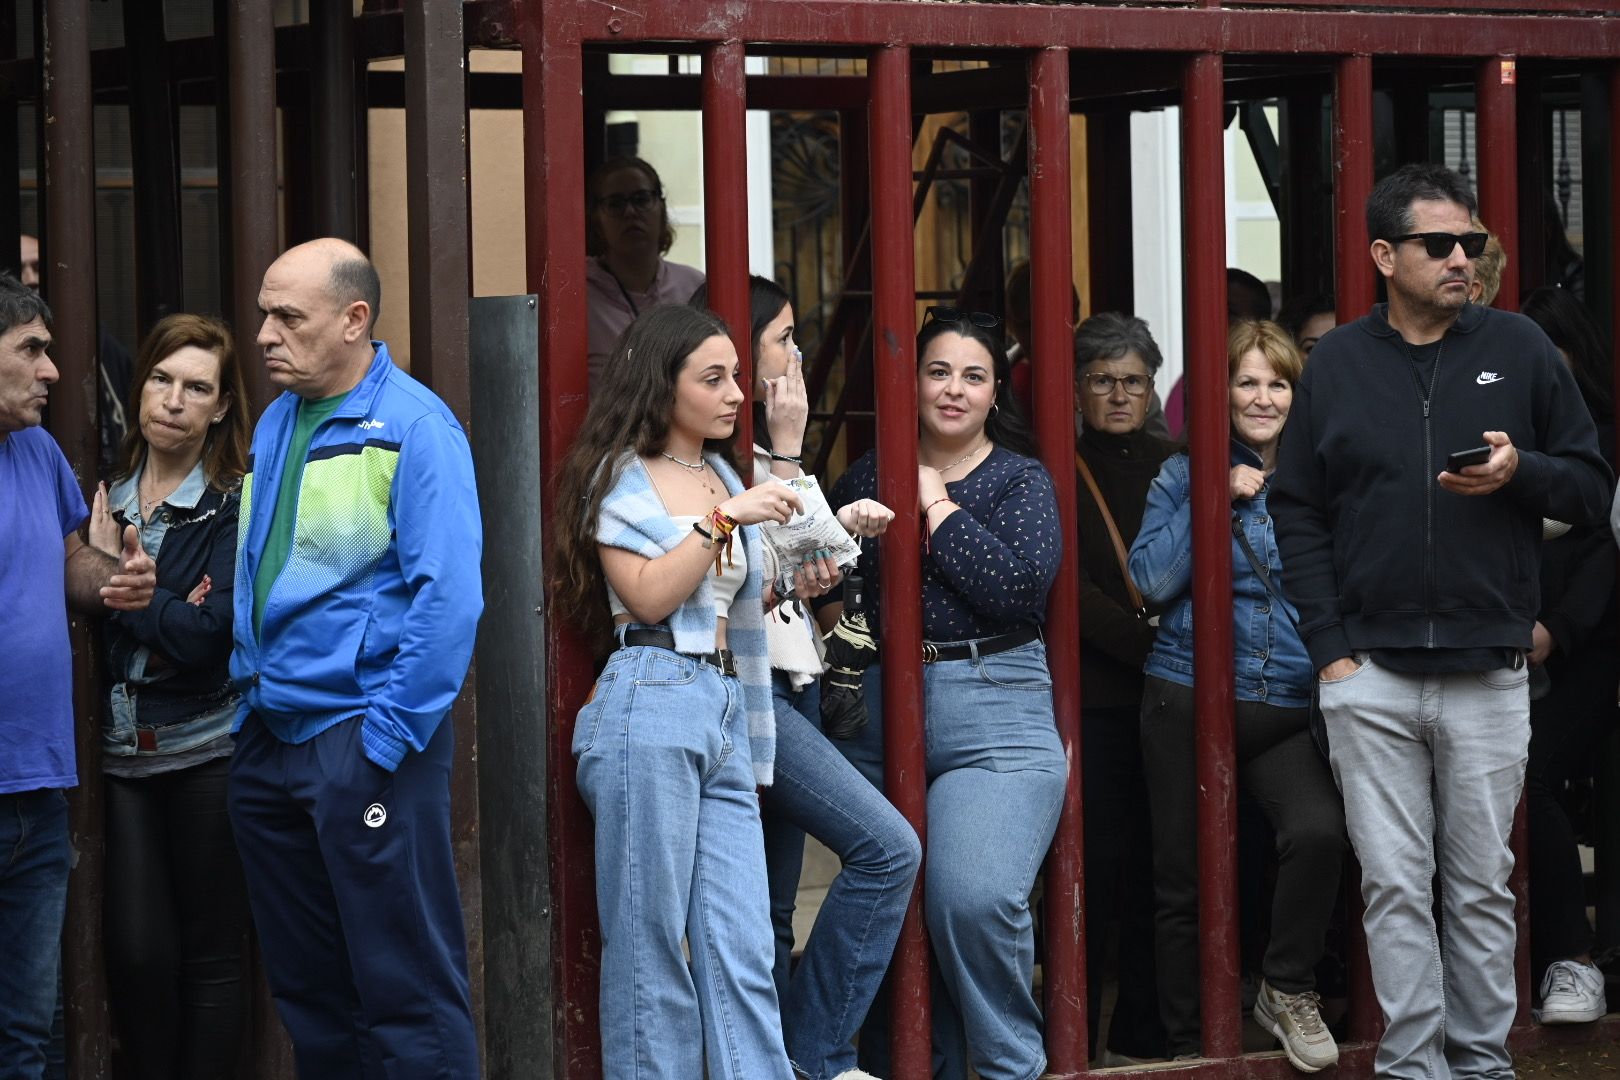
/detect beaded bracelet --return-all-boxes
[768,450,803,465]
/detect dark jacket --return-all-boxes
[1271,302,1614,670]
[1076,425,1177,709]
[104,483,240,741]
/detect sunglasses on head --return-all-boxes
[1385,231,1490,260]
[924,306,1002,331]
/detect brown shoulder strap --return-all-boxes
[1075,450,1145,612]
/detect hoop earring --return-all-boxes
[990,401,1000,416]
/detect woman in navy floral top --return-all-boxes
[824,311,1067,1080]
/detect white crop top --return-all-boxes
[607,515,749,620]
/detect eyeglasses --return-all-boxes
[1385,231,1490,260]
[597,189,662,215]
[925,306,1002,331]
[1082,373,1151,397]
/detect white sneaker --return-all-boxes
[831,1071,881,1080]
[1537,959,1608,1024]
[1253,979,1339,1073]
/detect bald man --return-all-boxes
[226,239,484,1077]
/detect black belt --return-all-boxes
[620,627,737,677]
[922,626,1042,664]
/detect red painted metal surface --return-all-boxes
[224,0,279,410]
[1027,45,1089,1077]
[519,4,601,1078]
[1183,50,1243,1063]
[582,2,1620,59]
[1477,56,1521,312]
[868,44,932,1080]
[702,40,755,451]
[1333,55,1376,322]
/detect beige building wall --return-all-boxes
[367,49,529,371]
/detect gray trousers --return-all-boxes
[1320,653,1529,1080]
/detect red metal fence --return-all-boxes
[520,3,1620,1079]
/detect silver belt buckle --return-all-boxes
[922,642,940,664]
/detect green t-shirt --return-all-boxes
[253,392,348,638]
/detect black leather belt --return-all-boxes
[620,627,737,677]
[922,626,1042,664]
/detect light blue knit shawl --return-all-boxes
[595,450,775,784]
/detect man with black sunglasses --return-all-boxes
[1272,163,1612,1078]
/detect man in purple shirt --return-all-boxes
[0,273,155,1077]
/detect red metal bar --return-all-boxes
[869,43,931,1080]
[225,0,279,410]
[702,40,754,451]
[1477,56,1521,312]
[402,0,484,1058]
[1027,46,1088,1077]
[43,1,110,1073]
[1182,50,1242,1061]
[1478,56,1531,1023]
[519,3,600,1077]
[1333,55,1376,321]
[581,3,1620,60]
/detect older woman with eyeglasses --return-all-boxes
[1071,311,1176,1064]
[585,156,705,388]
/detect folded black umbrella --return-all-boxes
[820,574,876,741]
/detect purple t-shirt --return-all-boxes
[1,427,88,792]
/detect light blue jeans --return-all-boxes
[840,639,1068,1080]
[0,789,70,1080]
[1319,653,1530,1080]
[573,643,793,1080]
[761,674,922,1080]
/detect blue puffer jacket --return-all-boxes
[1128,440,1313,708]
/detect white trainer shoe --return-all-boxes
[1253,979,1339,1073]
[1537,959,1608,1024]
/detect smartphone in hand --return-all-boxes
[1445,445,1492,473]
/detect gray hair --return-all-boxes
[0,272,51,336]
[329,256,381,334]
[1074,311,1162,374]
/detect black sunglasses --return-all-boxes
[1385,231,1490,260]
[925,305,1002,331]
[596,188,663,214]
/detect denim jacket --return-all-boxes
[1127,441,1313,707]
[103,462,240,757]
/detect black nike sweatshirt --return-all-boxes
[1270,302,1614,671]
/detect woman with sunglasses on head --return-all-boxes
[554,302,807,1079]
[1070,312,1176,1065]
[1129,321,1346,1073]
[689,277,919,1080]
[585,156,706,388]
[84,313,253,1080]
[822,307,1065,1080]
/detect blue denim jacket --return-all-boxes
[1127,441,1313,707]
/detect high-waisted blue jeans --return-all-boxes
[574,642,793,1080]
[760,674,921,1080]
[840,638,1067,1080]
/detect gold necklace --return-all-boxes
[935,440,989,475]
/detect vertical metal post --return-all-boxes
[1182,50,1241,1062]
[1027,46,1087,1075]
[701,40,753,451]
[521,1,594,1075]
[869,43,930,1080]
[1332,56,1383,1046]
[43,3,110,1073]
[224,0,279,409]
[403,0,483,1064]
[310,0,359,241]
[1477,56,1521,312]
[1333,56,1376,321]
[123,0,184,336]
[1087,108,1134,316]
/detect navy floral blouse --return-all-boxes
[826,445,1062,641]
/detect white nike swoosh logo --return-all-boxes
[1477,373,1504,385]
